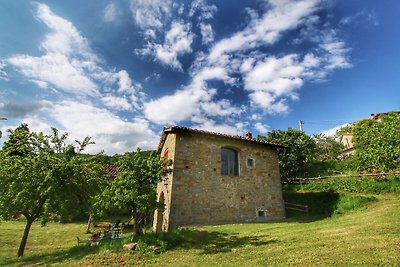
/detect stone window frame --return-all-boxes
[246,157,255,168]
[221,146,240,176]
[256,208,267,217]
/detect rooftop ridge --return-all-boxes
[157,125,284,153]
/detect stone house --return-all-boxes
[338,112,399,158]
[339,132,355,157]
[153,126,286,232]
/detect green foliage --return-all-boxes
[352,112,400,172]
[290,175,400,194]
[135,230,186,254]
[331,156,358,173]
[95,149,171,237]
[335,124,354,138]
[258,127,317,178]
[314,134,343,161]
[299,160,338,177]
[0,124,105,257]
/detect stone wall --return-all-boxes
[154,130,285,230]
[153,133,176,231]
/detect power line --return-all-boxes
[302,122,352,126]
[302,119,354,124]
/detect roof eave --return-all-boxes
[157,126,285,153]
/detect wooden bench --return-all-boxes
[77,236,103,246]
[76,237,89,246]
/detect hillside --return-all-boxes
[1,176,399,266]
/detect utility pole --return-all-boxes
[0,117,7,139]
[299,119,304,132]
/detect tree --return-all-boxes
[0,125,104,257]
[258,128,317,178]
[314,134,343,161]
[352,112,400,172]
[95,149,171,239]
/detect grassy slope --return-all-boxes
[1,195,399,266]
[138,195,400,266]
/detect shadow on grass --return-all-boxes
[283,191,340,222]
[283,190,378,223]
[1,229,276,265]
[0,238,127,266]
[137,228,277,255]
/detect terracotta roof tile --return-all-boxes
[157,126,284,153]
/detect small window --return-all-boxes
[163,149,169,170]
[247,158,254,168]
[256,208,267,217]
[221,147,239,176]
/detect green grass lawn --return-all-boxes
[1,193,400,266]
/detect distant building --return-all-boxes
[339,132,355,157]
[370,111,400,122]
[153,126,285,231]
[339,111,399,158]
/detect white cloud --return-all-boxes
[6,3,100,96]
[0,60,8,80]
[141,0,353,130]
[208,0,319,62]
[7,53,99,96]
[242,54,305,112]
[294,25,352,76]
[339,9,379,27]
[254,122,270,134]
[192,66,231,86]
[36,3,95,60]
[321,123,352,137]
[129,0,172,30]
[240,42,350,112]
[144,88,203,124]
[201,99,243,117]
[144,66,235,125]
[1,100,157,155]
[199,23,214,44]
[116,70,140,107]
[30,79,48,89]
[320,37,352,70]
[101,95,132,111]
[117,72,134,93]
[144,72,160,82]
[6,3,142,105]
[183,0,349,116]
[144,29,156,39]
[103,3,120,22]
[0,101,51,119]
[244,55,304,93]
[34,100,159,154]
[146,21,194,70]
[189,0,217,21]
[193,118,244,136]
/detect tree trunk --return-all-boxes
[131,209,142,241]
[85,214,93,233]
[17,217,34,257]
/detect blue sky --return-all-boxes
[0,0,399,154]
